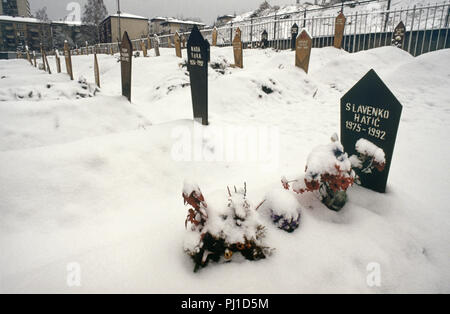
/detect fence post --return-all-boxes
[303,10,307,28]
[353,12,358,53]
[407,5,416,54]
[230,22,233,44]
[384,0,392,32]
[250,18,254,48]
[274,13,277,49]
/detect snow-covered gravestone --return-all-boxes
[232,29,243,68]
[392,21,406,49]
[175,32,182,58]
[334,12,346,49]
[154,35,160,57]
[295,29,312,73]
[94,52,100,88]
[291,23,299,51]
[341,69,403,193]
[212,27,218,46]
[120,31,133,102]
[187,25,209,126]
[64,41,73,80]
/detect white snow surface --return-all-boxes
[0,45,449,293]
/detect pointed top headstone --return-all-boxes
[120,31,133,102]
[291,23,299,50]
[295,29,312,73]
[393,21,406,49]
[334,12,346,49]
[341,69,403,193]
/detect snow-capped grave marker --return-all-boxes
[291,23,299,51]
[175,32,182,58]
[261,30,269,49]
[212,27,218,46]
[94,52,100,88]
[55,50,61,73]
[334,12,346,49]
[295,29,312,73]
[232,29,243,68]
[64,41,74,80]
[141,40,148,57]
[154,35,160,57]
[120,31,133,102]
[341,69,402,193]
[187,25,209,126]
[392,21,406,49]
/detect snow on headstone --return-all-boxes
[295,29,312,74]
[334,12,346,49]
[291,23,299,51]
[120,31,133,102]
[341,69,402,193]
[232,28,243,69]
[187,25,209,126]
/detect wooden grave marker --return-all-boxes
[94,52,100,88]
[154,35,160,57]
[120,31,133,102]
[40,44,46,71]
[295,29,312,73]
[64,41,74,80]
[187,26,209,126]
[25,46,32,65]
[341,69,402,193]
[212,27,218,46]
[141,40,148,57]
[261,30,269,49]
[43,50,51,74]
[147,36,152,50]
[175,32,182,58]
[232,29,243,68]
[33,51,37,67]
[334,12,346,49]
[55,50,61,73]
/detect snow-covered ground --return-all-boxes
[0,45,449,293]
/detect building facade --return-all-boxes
[216,15,235,27]
[0,0,31,17]
[99,13,149,43]
[151,17,205,35]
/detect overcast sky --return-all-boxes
[29,0,299,25]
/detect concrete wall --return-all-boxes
[110,17,149,42]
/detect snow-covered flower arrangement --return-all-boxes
[257,189,302,233]
[282,134,386,211]
[183,182,272,272]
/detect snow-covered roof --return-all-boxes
[52,20,82,26]
[0,15,44,24]
[109,13,148,20]
[160,18,205,27]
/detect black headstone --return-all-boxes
[291,23,299,51]
[261,30,269,49]
[120,31,133,102]
[341,69,402,193]
[187,26,209,126]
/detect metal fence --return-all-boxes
[75,1,449,58]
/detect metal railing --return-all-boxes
[72,1,449,58]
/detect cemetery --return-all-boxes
[0,0,449,295]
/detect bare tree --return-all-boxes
[82,0,108,43]
[35,7,50,22]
